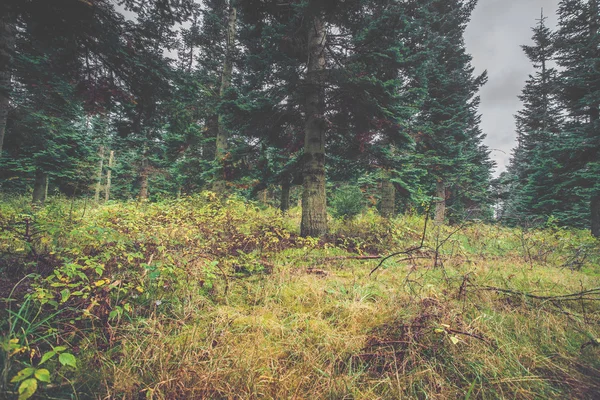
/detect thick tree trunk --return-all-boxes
[435,180,446,224]
[104,150,114,202]
[280,178,291,214]
[380,177,395,218]
[213,3,236,194]
[32,169,47,204]
[95,146,105,202]
[139,157,149,201]
[0,10,16,154]
[592,193,600,238]
[301,14,328,237]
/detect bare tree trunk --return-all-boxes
[301,13,328,237]
[44,175,49,200]
[280,177,291,214]
[213,2,236,194]
[435,180,446,224]
[592,193,600,238]
[259,189,267,204]
[380,176,395,218]
[95,146,105,202]
[32,169,47,204]
[0,10,16,154]
[104,150,114,202]
[139,157,149,201]
[204,115,218,161]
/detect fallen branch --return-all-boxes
[370,201,431,276]
[470,285,600,302]
[446,328,495,347]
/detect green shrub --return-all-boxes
[329,185,365,219]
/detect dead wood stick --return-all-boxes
[370,201,432,276]
[470,285,600,301]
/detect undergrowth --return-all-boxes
[1,193,599,399]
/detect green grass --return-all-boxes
[1,194,599,399]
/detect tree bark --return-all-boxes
[139,157,149,201]
[104,150,114,202]
[0,10,16,154]
[592,193,600,238]
[95,146,105,202]
[259,188,267,204]
[32,169,47,204]
[280,177,291,214]
[380,176,395,218]
[435,180,446,224]
[213,2,236,194]
[301,13,328,237]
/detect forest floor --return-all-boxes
[1,194,600,399]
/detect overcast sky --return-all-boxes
[464,0,560,176]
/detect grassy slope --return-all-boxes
[1,194,600,399]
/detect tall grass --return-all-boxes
[1,194,599,399]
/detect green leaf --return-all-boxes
[18,378,38,400]
[60,288,71,303]
[58,353,77,369]
[39,351,56,365]
[10,368,35,383]
[34,368,51,383]
[53,346,67,353]
[450,335,460,345]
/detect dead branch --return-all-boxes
[469,285,600,302]
[370,201,432,276]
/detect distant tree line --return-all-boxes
[497,0,600,237]
[6,0,593,238]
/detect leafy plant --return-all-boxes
[329,185,365,219]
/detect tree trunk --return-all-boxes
[280,177,291,214]
[213,3,236,194]
[32,169,47,204]
[139,157,149,201]
[44,175,49,200]
[95,146,105,202]
[204,114,218,161]
[435,180,446,224]
[301,13,328,237]
[104,150,114,202]
[259,188,267,204]
[592,193,600,238]
[380,177,395,218]
[0,10,16,154]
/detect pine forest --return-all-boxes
[1,1,600,399]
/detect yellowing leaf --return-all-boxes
[450,335,460,345]
[11,368,35,383]
[34,368,51,383]
[18,378,38,400]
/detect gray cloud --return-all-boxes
[464,0,560,176]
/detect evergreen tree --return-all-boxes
[414,0,492,223]
[554,0,600,235]
[503,11,562,226]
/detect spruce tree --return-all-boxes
[554,0,600,235]
[414,0,491,223]
[503,11,562,226]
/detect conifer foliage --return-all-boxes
[502,1,600,236]
[0,0,498,236]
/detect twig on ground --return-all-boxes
[469,285,600,302]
